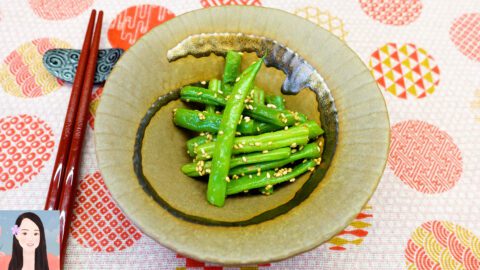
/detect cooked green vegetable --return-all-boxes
[229,142,322,176]
[207,58,264,207]
[180,86,225,106]
[195,125,310,161]
[180,87,308,127]
[182,147,291,177]
[222,51,242,94]
[206,79,221,114]
[265,95,286,110]
[226,159,318,195]
[173,108,279,135]
[172,51,325,207]
[186,134,216,157]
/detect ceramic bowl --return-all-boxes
[95,6,389,265]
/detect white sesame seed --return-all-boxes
[200,148,205,154]
[225,176,230,182]
[201,81,206,85]
[236,132,242,136]
[262,150,269,154]
[266,172,271,178]
[218,89,224,94]
[244,116,251,122]
[218,131,224,135]
[289,178,296,182]
[206,169,211,173]
[266,104,277,109]
[284,126,289,130]
[291,143,297,148]
[235,77,240,82]
[197,92,203,96]
[242,156,247,162]
[249,175,252,179]
[268,141,272,145]
[254,142,261,146]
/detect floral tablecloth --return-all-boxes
[0,0,479,269]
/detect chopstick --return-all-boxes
[42,10,104,265]
[58,11,104,265]
[44,10,97,211]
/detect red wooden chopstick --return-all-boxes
[53,10,103,265]
[44,10,97,211]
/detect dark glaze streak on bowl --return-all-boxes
[133,33,338,226]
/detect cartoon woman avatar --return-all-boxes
[8,212,49,270]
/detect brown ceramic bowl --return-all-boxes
[95,6,389,265]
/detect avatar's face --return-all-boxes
[15,218,40,252]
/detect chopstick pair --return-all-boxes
[43,9,103,265]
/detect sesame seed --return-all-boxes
[241,173,245,176]
[280,113,286,118]
[186,99,190,102]
[200,81,206,85]
[262,150,269,154]
[266,104,277,109]
[200,148,205,154]
[289,178,296,182]
[284,126,289,130]
[299,146,304,151]
[282,118,288,124]
[206,169,211,173]
[242,156,247,162]
[218,131,224,135]
[268,141,273,145]
[225,176,230,182]
[291,149,297,153]
[302,159,307,163]
[244,116,251,122]
[254,142,261,146]
[236,132,242,136]
[200,132,205,136]
[235,94,241,99]
[234,144,239,149]
[243,190,249,193]
[290,143,297,148]
[256,127,260,132]
[235,77,240,82]
[249,175,252,179]
[266,172,271,178]
[308,167,315,172]
[197,92,203,96]
[265,184,273,190]
[216,111,221,114]
[193,143,198,147]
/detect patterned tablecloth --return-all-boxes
[0,0,479,269]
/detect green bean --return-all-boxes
[186,134,216,157]
[179,87,308,127]
[195,125,310,160]
[222,51,242,94]
[206,79,221,114]
[229,142,322,176]
[182,147,291,177]
[208,58,264,207]
[265,95,286,110]
[259,185,274,195]
[252,86,265,105]
[226,159,318,195]
[180,86,225,106]
[174,108,221,133]
[173,108,280,135]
